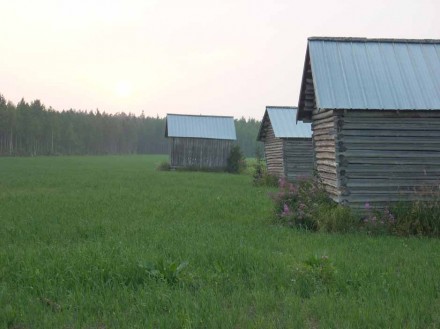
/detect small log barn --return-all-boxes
[297,37,440,208]
[257,106,313,180]
[165,114,236,169]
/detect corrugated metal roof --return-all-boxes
[165,114,237,140]
[257,106,312,140]
[308,37,440,110]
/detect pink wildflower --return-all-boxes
[278,177,286,189]
[281,203,290,217]
[288,183,295,191]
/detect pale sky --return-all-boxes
[0,0,438,119]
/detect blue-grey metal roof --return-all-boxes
[307,37,440,110]
[165,114,237,140]
[257,106,312,140]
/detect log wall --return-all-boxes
[283,138,314,181]
[336,110,440,208]
[338,111,440,207]
[263,124,285,177]
[169,137,233,169]
[312,109,341,201]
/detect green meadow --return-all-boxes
[1,155,440,328]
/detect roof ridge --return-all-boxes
[167,113,234,119]
[266,106,298,109]
[308,36,440,44]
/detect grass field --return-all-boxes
[1,155,440,328]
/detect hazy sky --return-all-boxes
[0,0,438,119]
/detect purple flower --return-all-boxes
[281,203,291,217]
[364,202,371,210]
[279,177,286,189]
[288,183,295,192]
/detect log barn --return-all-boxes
[257,106,313,181]
[165,114,236,169]
[297,37,440,208]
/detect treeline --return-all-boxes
[0,95,262,157]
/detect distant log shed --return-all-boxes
[257,106,313,181]
[297,37,440,208]
[165,114,237,169]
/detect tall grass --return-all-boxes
[0,155,439,328]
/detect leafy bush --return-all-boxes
[272,177,340,231]
[360,196,440,237]
[252,151,278,187]
[361,203,396,235]
[391,200,440,237]
[271,175,440,237]
[226,145,246,174]
[316,204,359,233]
[292,255,336,298]
[157,161,171,171]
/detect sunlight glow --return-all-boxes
[115,81,132,98]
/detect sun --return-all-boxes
[115,81,132,98]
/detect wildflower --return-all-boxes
[384,208,395,223]
[288,183,296,193]
[278,177,286,189]
[364,202,371,210]
[281,203,290,217]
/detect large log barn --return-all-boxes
[297,37,440,208]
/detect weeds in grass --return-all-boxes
[362,203,396,235]
[139,259,189,286]
[391,200,440,237]
[3,304,17,328]
[39,297,62,312]
[292,255,336,298]
[316,204,359,233]
[361,192,440,237]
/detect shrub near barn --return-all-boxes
[272,176,440,237]
[226,145,246,174]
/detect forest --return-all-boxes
[0,94,262,157]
